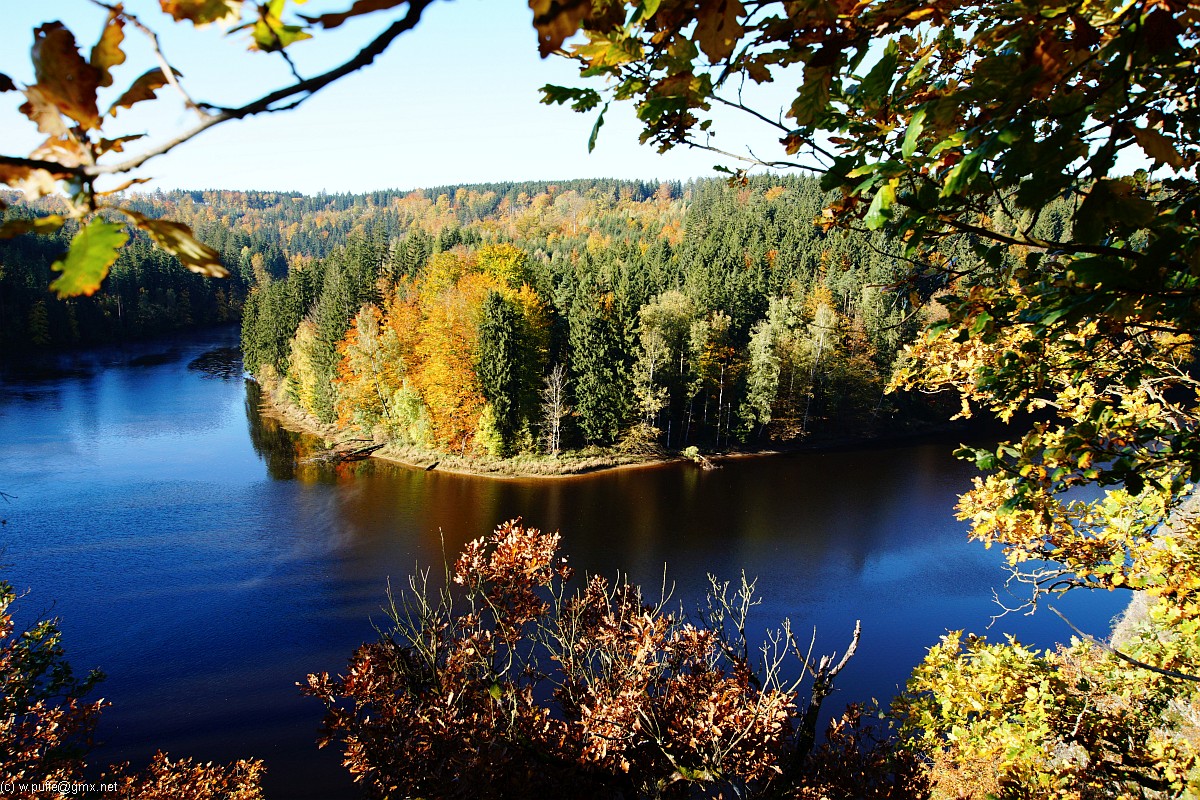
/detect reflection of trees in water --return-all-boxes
[245,381,306,480]
[243,383,398,484]
[243,380,376,483]
[188,347,243,379]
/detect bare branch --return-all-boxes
[687,139,824,174]
[939,215,1142,260]
[21,1,435,182]
[1048,605,1200,683]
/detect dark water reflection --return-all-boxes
[0,327,1126,799]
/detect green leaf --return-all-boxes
[252,19,311,51]
[540,84,602,112]
[588,103,608,153]
[902,107,927,159]
[789,65,832,128]
[252,2,312,52]
[860,40,898,99]
[865,180,897,230]
[975,451,998,471]
[50,218,128,297]
[488,682,502,700]
[940,149,984,197]
[628,0,661,24]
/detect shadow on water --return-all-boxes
[189,347,244,380]
[128,350,182,368]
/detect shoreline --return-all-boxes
[253,378,973,481]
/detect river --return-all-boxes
[0,327,1127,798]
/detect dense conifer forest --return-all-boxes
[230,175,936,455]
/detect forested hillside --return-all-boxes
[235,175,939,456]
[0,193,249,350]
[2,174,1068,458]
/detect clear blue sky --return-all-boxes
[0,1,798,194]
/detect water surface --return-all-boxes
[0,327,1127,798]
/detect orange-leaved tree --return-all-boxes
[304,519,922,800]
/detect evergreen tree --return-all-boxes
[477,291,523,455]
[569,290,631,445]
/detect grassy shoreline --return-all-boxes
[254,381,696,479]
[253,377,965,480]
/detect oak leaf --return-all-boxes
[18,85,70,137]
[301,0,409,29]
[50,218,129,297]
[530,0,591,57]
[108,68,176,117]
[0,214,66,239]
[30,22,102,130]
[120,209,229,277]
[97,177,151,196]
[159,0,243,25]
[0,165,62,200]
[252,0,312,50]
[693,0,744,63]
[1131,126,1184,168]
[30,136,89,169]
[90,9,127,88]
[97,134,147,155]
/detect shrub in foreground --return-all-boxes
[0,580,264,800]
[304,519,925,799]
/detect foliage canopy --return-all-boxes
[7,0,1200,795]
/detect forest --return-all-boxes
[2,175,973,457]
[231,175,999,460]
[238,175,928,458]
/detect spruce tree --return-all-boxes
[477,291,522,454]
[569,291,631,445]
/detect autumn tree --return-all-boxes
[303,521,893,800]
[334,303,395,432]
[538,2,1200,794]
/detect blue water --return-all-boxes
[0,327,1128,798]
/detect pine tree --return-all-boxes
[27,300,50,347]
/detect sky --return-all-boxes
[0,1,801,195]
